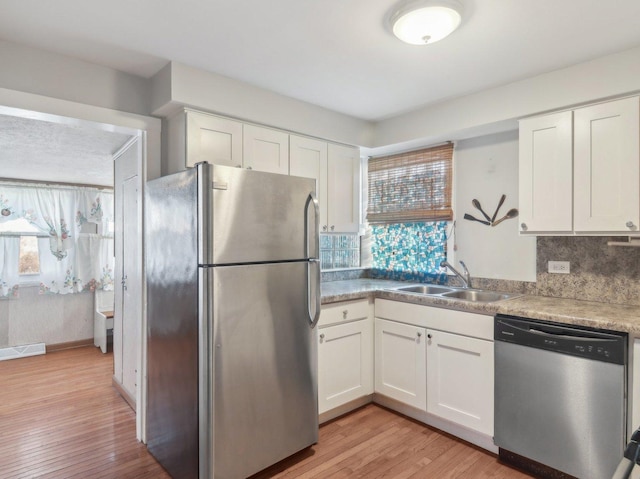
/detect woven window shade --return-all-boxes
[367,143,453,224]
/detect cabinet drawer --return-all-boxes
[319,299,369,327]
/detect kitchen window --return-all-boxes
[367,143,453,280]
[367,143,453,224]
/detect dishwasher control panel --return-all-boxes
[495,314,626,365]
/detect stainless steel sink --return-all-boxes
[395,284,454,295]
[441,289,518,302]
[392,283,520,303]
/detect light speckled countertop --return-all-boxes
[321,279,640,335]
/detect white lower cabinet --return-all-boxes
[317,300,374,416]
[374,318,427,411]
[426,329,494,435]
[318,319,373,414]
[374,299,495,445]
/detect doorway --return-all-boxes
[0,94,161,442]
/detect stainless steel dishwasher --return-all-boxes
[494,314,627,479]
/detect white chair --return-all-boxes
[94,290,114,354]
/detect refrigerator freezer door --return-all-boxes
[212,261,319,479]
[202,164,319,265]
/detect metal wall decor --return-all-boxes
[463,194,518,227]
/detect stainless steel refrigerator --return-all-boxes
[145,163,321,479]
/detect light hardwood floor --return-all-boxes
[0,346,531,478]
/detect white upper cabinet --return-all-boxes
[574,97,640,233]
[243,124,289,174]
[519,111,573,233]
[166,109,243,173]
[185,111,243,168]
[327,144,360,233]
[290,135,329,229]
[291,137,361,233]
[519,96,640,235]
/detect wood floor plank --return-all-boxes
[1,347,532,478]
[0,347,170,479]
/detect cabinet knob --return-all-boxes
[427,334,432,339]
[319,333,325,341]
[520,222,528,231]
[416,332,422,338]
[626,221,636,230]
[330,225,335,231]
[246,166,253,170]
[342,310,348,319]
[322,225,328,231]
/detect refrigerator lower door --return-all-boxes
[211,261,318,479]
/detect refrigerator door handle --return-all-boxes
[308,258,321,328]
[304,192,320,259]
[304,192,321,328]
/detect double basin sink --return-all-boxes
[393,284,520,303]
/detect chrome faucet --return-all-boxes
[440,260,472,289]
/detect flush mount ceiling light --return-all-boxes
[389,0,463,45]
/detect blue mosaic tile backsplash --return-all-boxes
[370,221,448,283]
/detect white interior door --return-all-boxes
[114,141,141,404]
[121,176,139,397]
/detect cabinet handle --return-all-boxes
[427,333,432,339]
[626,221,636,230]
[322,225,328,231]
[330,225,335,231]
[342,310,348,319]
[520,222,528,231]
[246,166,252,170]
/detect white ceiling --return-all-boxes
[0,113,133,186]
[1,0,640,185]
[1,0,640,121]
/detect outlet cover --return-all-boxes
[548,261,570,274]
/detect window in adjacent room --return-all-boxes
[367,143,453,280]
[19,235,40,275]
[0,217,43,275]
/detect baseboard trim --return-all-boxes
[112,377,136,412]
[46,338,94,353]
[320,395,374,424]
[373,393,498,453]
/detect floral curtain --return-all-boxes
[0,184,114,297]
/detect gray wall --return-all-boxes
[0,286,94,348]
[0,40,152,116]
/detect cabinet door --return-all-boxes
[186,111,243,168]
[290,135,328,230]
[574,97,640,233]
[327,144,360,233]
[375,318,427,411]
[243,124,289,174]
[518,111,573,233]
[426,329,493,435]
[318,319,373,414]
